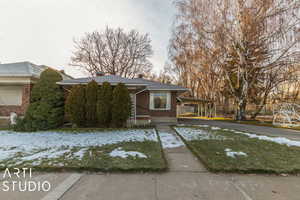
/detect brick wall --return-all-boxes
[0,84,32,116]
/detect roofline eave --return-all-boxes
[57,82,189,92]
[56,82,148,86]
[147,88,189,91]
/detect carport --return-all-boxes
[177,97,216,117]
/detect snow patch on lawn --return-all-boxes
[73,148,88,160]
[109,147,147,158]
[158,132,184,149]
[9,148,85,166]
[208,126,300,147]
[21,149,69,162]
[194,125,210,128]
[174,127,227,141]
[177,124,210,128]
[0,148,20,161]
[240,132,300,147]
[0,129,157,162]
[225,148,247,158]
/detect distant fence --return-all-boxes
[177,105,196,116]
[178,103,274,118]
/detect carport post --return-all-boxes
[200,104,203,117]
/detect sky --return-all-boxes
[0,0,176,78]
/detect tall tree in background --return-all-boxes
[169,0,300,120]
[144,63,179,84]
[71,26,153,78]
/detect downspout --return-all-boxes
[134,88,148,125]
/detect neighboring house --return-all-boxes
[0,62,72,119]
[57,73,188,124]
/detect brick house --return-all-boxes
[0,62,72,121]
[57,73,188,124]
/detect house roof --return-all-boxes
[57,75,189,91]
[0,62,45,78]
[0,61,72,80]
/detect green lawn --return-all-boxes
[0,129,167,172]
[174,126,300,174]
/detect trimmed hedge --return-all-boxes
[85,80,98,127]
[65,85,86,127]
[97,82,113,127]
[64,81,132,128]
[111,83,132,128]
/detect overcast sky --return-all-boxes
[0,0,176,77]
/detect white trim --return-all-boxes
[0,77,36,84]
[135,88,147,95]
[0,74,39,78]
[134,93,137,124]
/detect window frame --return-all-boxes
[149,91,171,111]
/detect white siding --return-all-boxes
[0,86,23,106]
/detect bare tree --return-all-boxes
[144,63,180,84]
[71,26,153,78]
[170,0,300,120]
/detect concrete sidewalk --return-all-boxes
[1,124,300,200]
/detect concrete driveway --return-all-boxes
[179,118,300,141]
[1,123,300,200]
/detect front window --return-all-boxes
[0,86,23,106]
[150,92,171,110]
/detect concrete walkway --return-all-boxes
[156,124,207,173]
[180,118,300,141]
[1,124,300,200]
